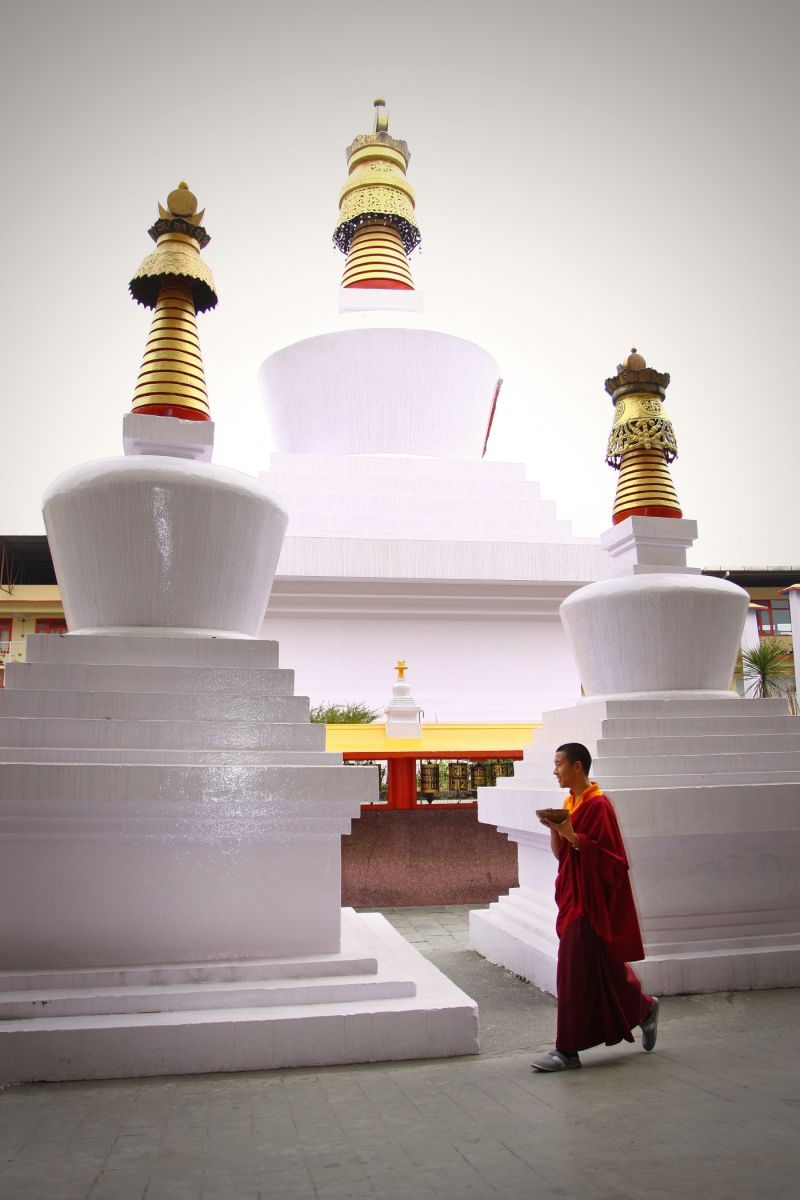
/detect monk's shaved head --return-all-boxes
[555,743,592,774]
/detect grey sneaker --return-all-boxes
[641,997,659,1052]
[531,1049,581,1072]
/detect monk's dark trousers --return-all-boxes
[556,916,652,1053]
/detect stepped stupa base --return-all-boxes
[470,890,800,998]
[0,909,477,1084]
[0,632,478,1083]
[470,694,800,997]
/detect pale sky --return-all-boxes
[1,0,797,569]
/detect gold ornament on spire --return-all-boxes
[394,659,408,680]
[333,99,420,290]
[128,182,217,421]
[604,349,682,524]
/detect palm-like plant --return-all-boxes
[741,638,792,699]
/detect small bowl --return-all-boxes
[536,807,570,824]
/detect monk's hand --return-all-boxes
[543,815,578,845]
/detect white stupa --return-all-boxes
[0,183,477,1084]
[471,350,800,995]
[259,100,609,723]
[385,659,422,739]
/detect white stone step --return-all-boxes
[597,750,800,776]
[0,992,478,1083]
[277,534,604,585]
[596,697,790,719]
[0,952,380,992]
[287,512,570,541]
[0,972,416,1019]
[597,732,800,757]
[0,689,309,722]
[4,661,295,696]
[266,453,526,482]
[277,482,551,508]
[602,769,800,788]
[266,469,532,495]
[0,716,325,752]
[600,714,800,737]
[480,780,800,839]
[0,746,344,765]
[541,697,790,724]
[0,761,375,831]
[24,634,280,669]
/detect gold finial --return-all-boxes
[159,181,205,224]
[373,97,389,133]
[395,659,408,680]
[128,183,217,422]
[604,349,681,524]
[333,100,421,290]
[624,347,646,371]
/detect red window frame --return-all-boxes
[34,618,67,635]
[756,599,791,637]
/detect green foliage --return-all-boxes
[310,701,380,724]
[741,638,792,699]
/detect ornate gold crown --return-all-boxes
[129,182,217,312]
[604,349,678,471]
[333,99,421,257]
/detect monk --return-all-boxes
[531,742,659,1072]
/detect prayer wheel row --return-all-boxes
[419,761,514,793]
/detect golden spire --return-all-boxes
[604,349,682,524]
[333,99,420,290]
[129,182,217,421]
[395,659,408,680]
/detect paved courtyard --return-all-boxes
[1,905,799,1199]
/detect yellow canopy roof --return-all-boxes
[325,722,538,755]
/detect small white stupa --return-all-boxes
[385,659,422,739]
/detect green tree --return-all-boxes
[741,638,792,699]
[310,701,380,724]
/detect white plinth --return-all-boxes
[338,287,423,313]
[122,412,215,461]
[0,633,478,1082]
[43,456,288,638]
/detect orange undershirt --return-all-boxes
[564,781,603,816]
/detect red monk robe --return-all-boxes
[554,784,652,1054]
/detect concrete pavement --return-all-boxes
[1,905,798,1199]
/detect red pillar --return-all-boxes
[387,758,417,809]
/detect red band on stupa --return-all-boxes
[613,504,683,525]
[133,404,210,422]
[343,278,412,290]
